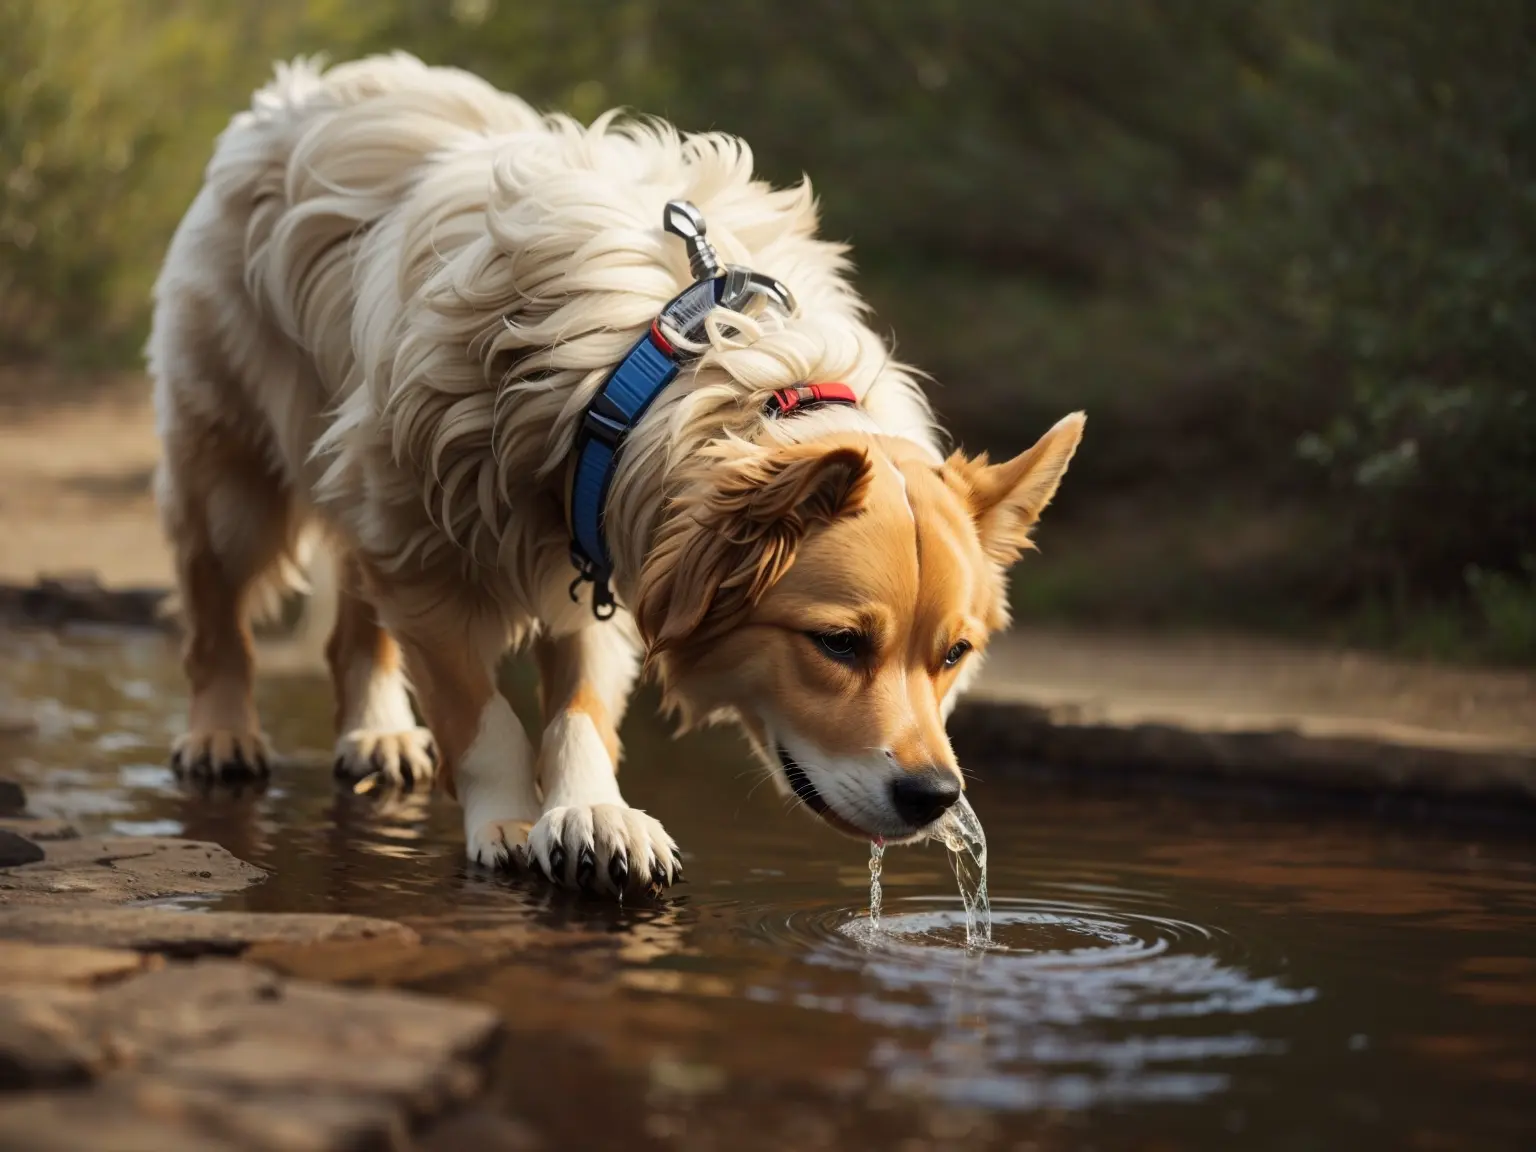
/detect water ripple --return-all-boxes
[743,893,1314,1109]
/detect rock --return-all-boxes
[0,781,23,817]
[0,832,44,869]
[0,818,77,842]
[949,698,1536,808]
[0,1088,242,1152]
[0,941,155,987]
[0,985,103,1089]
[0,959,503,1151]
[0,710,34,740]
[0,907,419,956]
[0,836,265,906]
[0,576,171,632]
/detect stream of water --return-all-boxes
[866,793,992,946]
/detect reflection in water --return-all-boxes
[2,628,1535,1151]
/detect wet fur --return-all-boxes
[149,54,1083,892]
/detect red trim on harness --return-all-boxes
[771,387,802,413]
[809,382,857,406]
[648,320,675,357]
[768,382,857,415]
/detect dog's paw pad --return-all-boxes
[527,804,680,898]
[171,730,271,780]
[333,727,438,792]
[466,818,534,872]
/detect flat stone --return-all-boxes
[0,959,503,1150]
[0,780,24,817]
[0,1093,239,1152]
[0,1089,242,1152]
[0,832,44,869]
[0,817,77,842]
[0,940,157,987]
[958,627,1536,807]
[951,697,1536,806]
[0,836,265,906]
[0,907,419,956]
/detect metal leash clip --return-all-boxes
[659,201,797,341]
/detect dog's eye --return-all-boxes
[810,630,863,663]
[943,640,972,667]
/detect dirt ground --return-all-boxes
[2,373,1532,752]
[0,372,167,587]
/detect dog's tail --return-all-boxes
[206,53,539,389]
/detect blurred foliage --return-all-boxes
[2,0,1532,658]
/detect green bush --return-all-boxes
[2,0,1531,658]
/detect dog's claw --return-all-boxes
[609,850,629,892]
[576,844,597,888]
[549,843,567,884]
[650,858,667,891]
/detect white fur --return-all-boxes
[460,696,541,868]
[540,712,623,809]
[149,52,937,618]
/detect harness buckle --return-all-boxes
[580,391,629,450]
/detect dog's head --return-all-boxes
[635,412,1084,842]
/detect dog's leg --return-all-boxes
[326,554,437,789]
[526,626,680,896]
[372,593,541,868]
[160,427,297,780]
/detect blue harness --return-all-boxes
[566,199,852,619]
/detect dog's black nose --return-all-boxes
[890,772,962,828]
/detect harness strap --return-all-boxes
[565,200,855,621]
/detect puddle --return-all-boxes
[3,628,1535,1150]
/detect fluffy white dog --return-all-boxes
[148,54,1083,897]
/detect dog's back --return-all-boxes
[151,54,534,477]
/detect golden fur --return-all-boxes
[148,54,1083,895]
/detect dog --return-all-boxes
[147,54,1084,897]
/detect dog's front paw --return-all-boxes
[527,805,681,898]
[467,817,535,871]
[172,729,271,779]
[333,727,438,792]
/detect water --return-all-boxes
[867,795,991,947]
[867,837,885,929]
[4,627,1536,1151]
[934,793,992,945]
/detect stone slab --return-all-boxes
[0,952,504,1151]
[0,836,266,906]
[0,940,157,987]
[0,817,78,843]
[951,697,1536,806]
[0,907,419,956]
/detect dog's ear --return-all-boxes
[944,412,1084,566]
[636,439,872,654]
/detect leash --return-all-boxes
[567,200,857,620]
